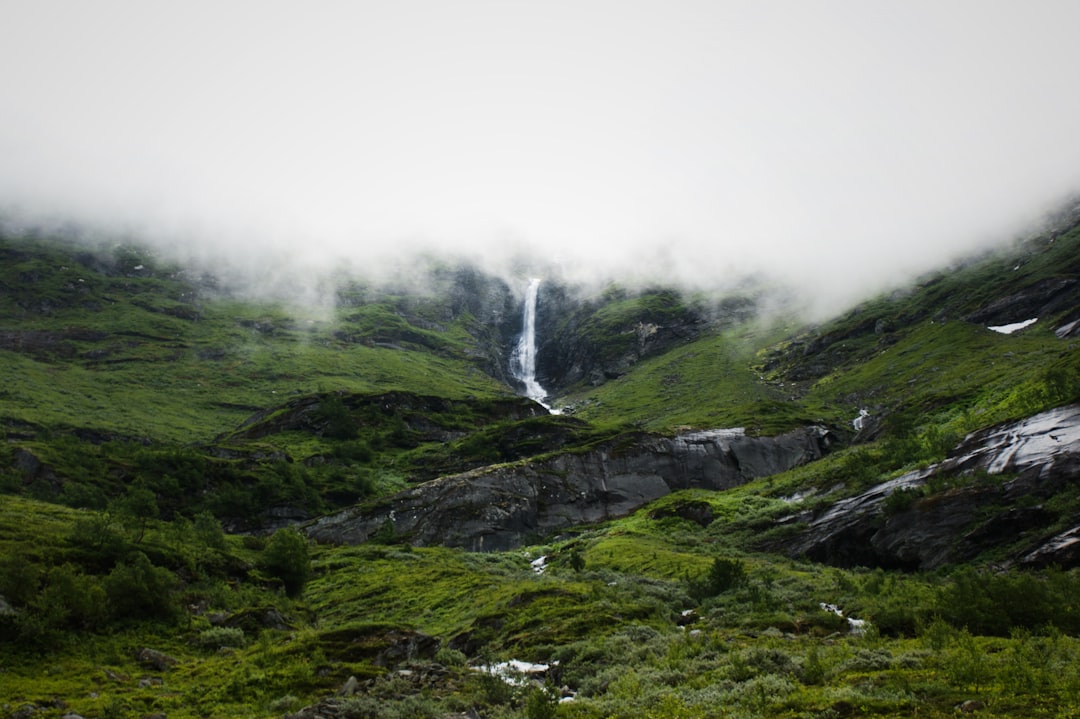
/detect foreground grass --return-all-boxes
[5,487,1080,719]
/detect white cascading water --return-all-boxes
[511,278,550,407]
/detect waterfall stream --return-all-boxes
[511,278,550,407]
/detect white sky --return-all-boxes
[3,1,1080,313]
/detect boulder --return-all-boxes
[136,647,178,672]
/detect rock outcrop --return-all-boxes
[306,425,833,551]
[787,404,1080,569]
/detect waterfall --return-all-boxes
[511,278,549,407]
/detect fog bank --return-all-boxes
[3,1,1080,315]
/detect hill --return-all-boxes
[2,218,1080,718]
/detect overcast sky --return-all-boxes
[3,1,1080,313]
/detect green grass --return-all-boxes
[6,477,1080,718]
[0,235,511,444]
[5,220,1080,717]
[562,321,814,434]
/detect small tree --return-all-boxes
[104,551,180,622]
[110,486,159,543]
[193,510,227,550]
[261,527,311,597]
[567,546,586,573]
[317,395,358,440]
[689,557,747,601]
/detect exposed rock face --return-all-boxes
[306,425,833,551]
[533,283,710,391]
[966,277,1079,326]
[788,404,1080,569]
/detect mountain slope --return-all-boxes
[3,216,1080,718]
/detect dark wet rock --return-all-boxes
[222,606,292,633]
[787,405,1080,569]
[533,283,719,392]
[1019,523,1080,568]
[136,647,178,672]
[13,448,44,479]
[1054,315,1080,338]
[307,425,833,551]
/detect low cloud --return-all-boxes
[3,1,1080,317]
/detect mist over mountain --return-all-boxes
[5,2,1080,317]
[3,171,1080,718]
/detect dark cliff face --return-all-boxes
[531,282,711,393]
[785,404,1080,570]
[305,424,835,551]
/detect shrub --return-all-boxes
[317,395,359,440]
[104,551,181,621]
[32,564,108,631]
[689,557,746,601]
[881,487,921,516]
[193,510,227,550]
[0,554,43,606]
[110,486,159,543]
[197,626,247,650]
[260,527,311,597]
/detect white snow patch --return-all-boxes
[530,556,548,575]
[988,317,1037,334]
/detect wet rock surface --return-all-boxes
[307,425,834,551]
[788,404,1080,569]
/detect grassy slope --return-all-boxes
[562,320,804,433]
[566,226,1080,442]
[5,483,1080,718]
[4,226,1080,718]
[0,235,509,444]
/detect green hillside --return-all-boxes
[3,223,1080,718]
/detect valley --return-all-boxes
[2,218,1080,718]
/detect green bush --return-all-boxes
[936,566,1080,636]
[689,557,746,601]
[109,486,159,543]
[193,510,227,550]
[104,551,181,621]
[317,395,359,440]
[260,527,311,597]
[34,564,107,630]
[0,554,43,606]
[197,626,247,650]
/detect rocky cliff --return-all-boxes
[306,424,834,551]
[786,404,1080,570]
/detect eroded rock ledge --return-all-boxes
[306,425,834,551]
[788,404,1080,570]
